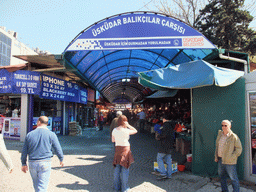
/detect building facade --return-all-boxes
[0,26,38,66]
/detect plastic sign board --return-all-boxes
[12,70,41,95]
[0,69,12,93]
[0,69,40,95]
[40,74,87,103]
[40,74,79,102]
[79,87,88,104]
[65,13,216,51]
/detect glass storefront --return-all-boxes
[249,92,256,174]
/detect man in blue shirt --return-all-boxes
[21,116,64,192]
[137,109,146,133]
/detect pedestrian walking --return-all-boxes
[0,132,14,173]
[153,113,175,180]
[21,116,64,192]
[112,115,138,192]
[215,120,242,192]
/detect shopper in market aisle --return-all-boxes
[112,115,138,192]
[153,113,176,180]
[215,120,242,192]
[0,131,14,174]
[137,109,146,133]
[21,116,64,192]
[98,112,104,131]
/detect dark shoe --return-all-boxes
[157,175,171,180]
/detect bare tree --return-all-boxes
[142,0,256,28]
[143,0,208,27]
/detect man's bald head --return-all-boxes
[38,116,49,125]
[222,120,231,127]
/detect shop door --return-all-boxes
[65,102,75,134]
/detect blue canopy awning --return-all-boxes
[146,90,178,98]
[63,12,218,103]
[138,60,244,90]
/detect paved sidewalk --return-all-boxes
[0,126,255,192]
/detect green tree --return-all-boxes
[195,0,256,53]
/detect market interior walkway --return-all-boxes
[0,126,255,192]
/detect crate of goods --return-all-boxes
[153,161,178,173]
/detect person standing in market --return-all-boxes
[0,131,14,174]
[112,115,138,192]
[215,120,242,192]
[153,113,175,180]
[137,109,146,133]
[21,116,64,192]
[110,110,122,139]
[98,112,104,131]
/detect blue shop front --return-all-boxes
[0,68,91,141]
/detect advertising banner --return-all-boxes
[0,69,12,93]
[0,69,40,95]
[12,70,41,95]
[40,74,83,103]
[79,87,88,104]
[87,88,95,102]
[65,13,216,51]
[0,70,88,104]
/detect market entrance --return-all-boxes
[63,11,217,104]
[62,11,246,178]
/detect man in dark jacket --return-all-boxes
[155,113,175,180]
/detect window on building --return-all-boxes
[0,32,12,66]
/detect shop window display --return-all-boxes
[249,92,256,174]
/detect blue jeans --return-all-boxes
[218,158,240,192]
[113,164,130,192]
[157,153,172,178]
[29,160,52,192]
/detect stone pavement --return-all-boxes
[0,126,255,192]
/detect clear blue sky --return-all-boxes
[0,0,255,54]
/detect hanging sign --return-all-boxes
[0,69,12,93]
[41,74,79,102]
[12,70,41,95]
[79,87,88,104]
[40,74,88,103]
[65,13,216,51]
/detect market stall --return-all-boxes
[138,59,245,178]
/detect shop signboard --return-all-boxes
[65,13,216,51]
[79,87,88,104]
[40,74,80,103]
[0,69,40,95]
[87,88,95,102]
[12,70,41,95]
[0,69,12,93]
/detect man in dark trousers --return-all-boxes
[154,113,175,180]
[21,116,64,192]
